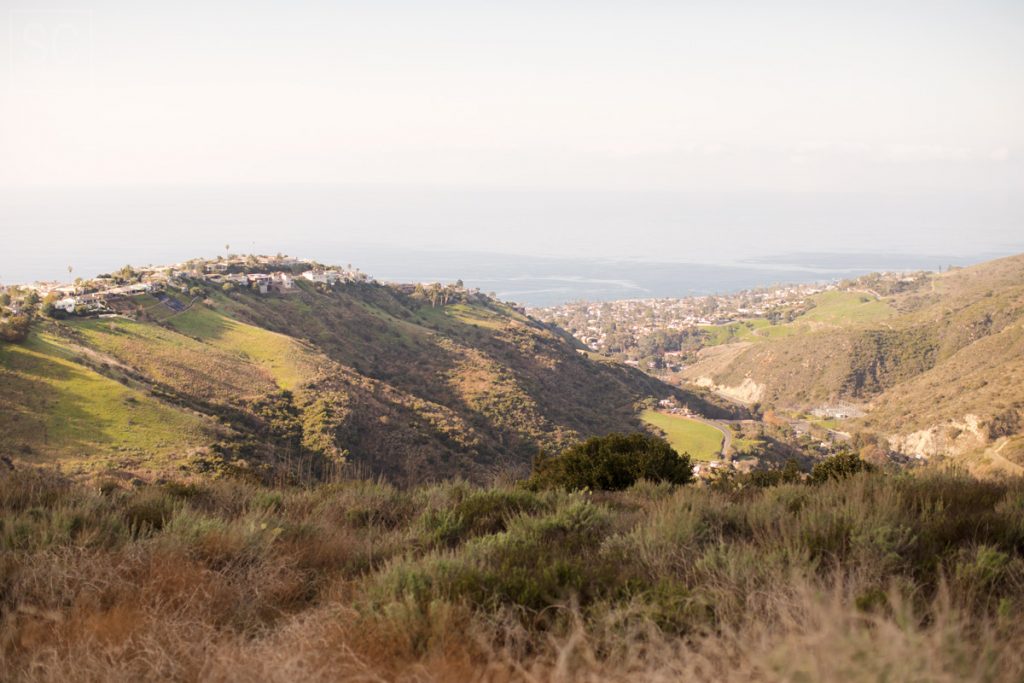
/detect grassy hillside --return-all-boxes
[0,331,215,472]
[3,467,1023,681]
[696,291,894,347]
[797,290,895,325]
[681,253,1024,458]
[1,281,735,482]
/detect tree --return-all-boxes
[0,315,31,343]
[811,451,874,483]
[428,283,443,308]
[526,432,693,491]
[41,293,64,318]
[441,284,458,305]
[113,265,138,284]
[744,459,804,488]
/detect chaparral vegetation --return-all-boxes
[2,451,1023,682]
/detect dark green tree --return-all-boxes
[527,432,692,491]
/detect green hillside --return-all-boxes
[697,291,894,347]
[0,331,215,472]
[797,290,895,325]
[1,279,735,482]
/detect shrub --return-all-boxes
[0,314,31,342]
[419,488,548,547]
[527,433,692,491]
[988,405,1022,440]
[811,451,875,483]
[374,500,616,610]
[729,460,805,490]
[3,467,1024,681]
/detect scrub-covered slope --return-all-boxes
[681,253,1024,460]
[1,278,731,482]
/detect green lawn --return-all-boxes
[640,409,723,461]
[796,291,895,325]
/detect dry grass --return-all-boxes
[2,468,1023,682]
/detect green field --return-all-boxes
[698,318,771,346]
[640,409,723,461]
[695,291,894,349]
[796,291,895,325]
[698,318,801,346]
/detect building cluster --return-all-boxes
[657,397,697,417]
[1,254,367,318]
[533,282,834,354]
[208,271,295,294]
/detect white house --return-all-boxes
[272,272,294,290]
[301,270,333,284]
[247,273,271,294]
[55,297,78,313]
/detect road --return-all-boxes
[663,411,734,460]
[695,416,733,461]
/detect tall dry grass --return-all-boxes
[1,468,1022,681]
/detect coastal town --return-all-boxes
[530,270,928,368]
[529,282,839,371]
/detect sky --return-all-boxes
[1,1,1022,284]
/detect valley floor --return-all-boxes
[639,409,726,460]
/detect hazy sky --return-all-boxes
[1,1,1022,280]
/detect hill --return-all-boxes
[680,253,1024,461]
[0,273,734,482]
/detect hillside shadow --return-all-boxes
[165,307,237,343]
[3,336,79,382]
[0,369,117,460]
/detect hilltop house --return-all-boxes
[271,272,294,291]
[301,269,342,285]
[247,273,271,294]
[55,298,78,313]
[105,283,156,297]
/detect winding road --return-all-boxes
[694,416,733,461]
